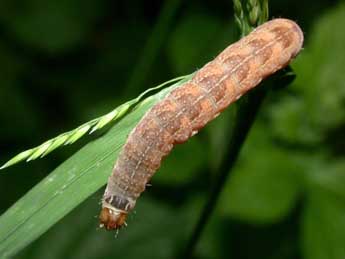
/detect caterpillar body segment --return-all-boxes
[100,18,304,230]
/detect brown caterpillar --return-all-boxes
[99,18,304,230]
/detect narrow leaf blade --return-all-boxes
[0,76,191,258]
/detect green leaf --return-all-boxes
[305,160,345,200]
[269,95,322,144]
[220,124,302,223]
[300,143,345,259]
[302,186,345,259]
[270,3,345,145]
[0,76,191,258]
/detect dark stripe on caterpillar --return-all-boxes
[99,18,304,230]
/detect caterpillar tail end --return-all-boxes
[99,207,127,230]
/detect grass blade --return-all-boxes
[0,75,192,258]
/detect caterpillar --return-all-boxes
[99,18,304,230]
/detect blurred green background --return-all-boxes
[1,0,345,258]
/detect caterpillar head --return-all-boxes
[99,207,127,230]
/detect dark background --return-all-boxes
[1,0,345,258]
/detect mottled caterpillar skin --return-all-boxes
[99,18,304,230]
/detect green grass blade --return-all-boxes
[0,74,192,258]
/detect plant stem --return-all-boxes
[182,87,267,258]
